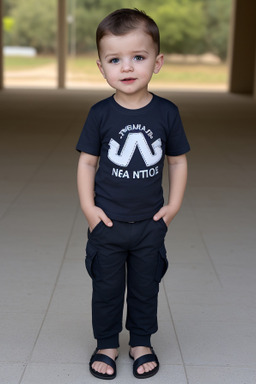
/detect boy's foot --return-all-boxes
[90,348,118,378]
[129,346,159,377]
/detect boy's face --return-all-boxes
[97,29,163,97]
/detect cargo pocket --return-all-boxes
[155,244,168,283]
[85,241,101,281]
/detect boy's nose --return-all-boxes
[121,59,134,72]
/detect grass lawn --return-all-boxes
[4,54,229,85]
[152,63,228,84]
[4,56,55,70]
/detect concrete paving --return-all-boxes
[0,88,256,384]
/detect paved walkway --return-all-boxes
[0,89,256,383]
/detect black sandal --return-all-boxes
[89,349,118,380]
[129,347,159,379]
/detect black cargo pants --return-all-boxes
[85,218,168,350]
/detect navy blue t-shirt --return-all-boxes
[76,94,190,222]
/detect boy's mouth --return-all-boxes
[121,78,136,84]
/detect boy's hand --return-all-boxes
[153,205,179,227]
[87,206,113,232]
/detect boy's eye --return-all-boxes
[134,55,144,61]
[110,58,119,64]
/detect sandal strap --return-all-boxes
[90,352,116,370]
[133,352,159,372]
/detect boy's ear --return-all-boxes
[96,60,106,78]
[154,54,164,74]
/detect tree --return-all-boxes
[153,0,206,54]
[3,17,15,45]
[74,0,139,52]
[74,0,206,54]
[2,0,16,15]
[10,0,57,53]
[202,0,232,60]
[3,0,232,58]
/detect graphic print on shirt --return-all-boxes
[108,133,162,167]
[107,127,163,179]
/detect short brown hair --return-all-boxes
[96,8,160,56]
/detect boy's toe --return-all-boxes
[89,349,117,379]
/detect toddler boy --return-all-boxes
[77,8,190,380]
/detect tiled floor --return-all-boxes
[0,88,256,384]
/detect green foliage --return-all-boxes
[3,0,16,45]
[3,17,15,33]
[3,0,232,59]
[202,0,232,59]
[3,17,15,45]
[152,0,206,53]
[6,0,57,53]
[2,0,16,14]
[74,0,144,52]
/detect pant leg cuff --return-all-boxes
[129,333,151,347]
[97,335,119,350]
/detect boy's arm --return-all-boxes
[153,154,188,226]
[77,152,113,231]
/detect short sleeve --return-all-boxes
[76,107,101,155]
[165,107,190,156]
